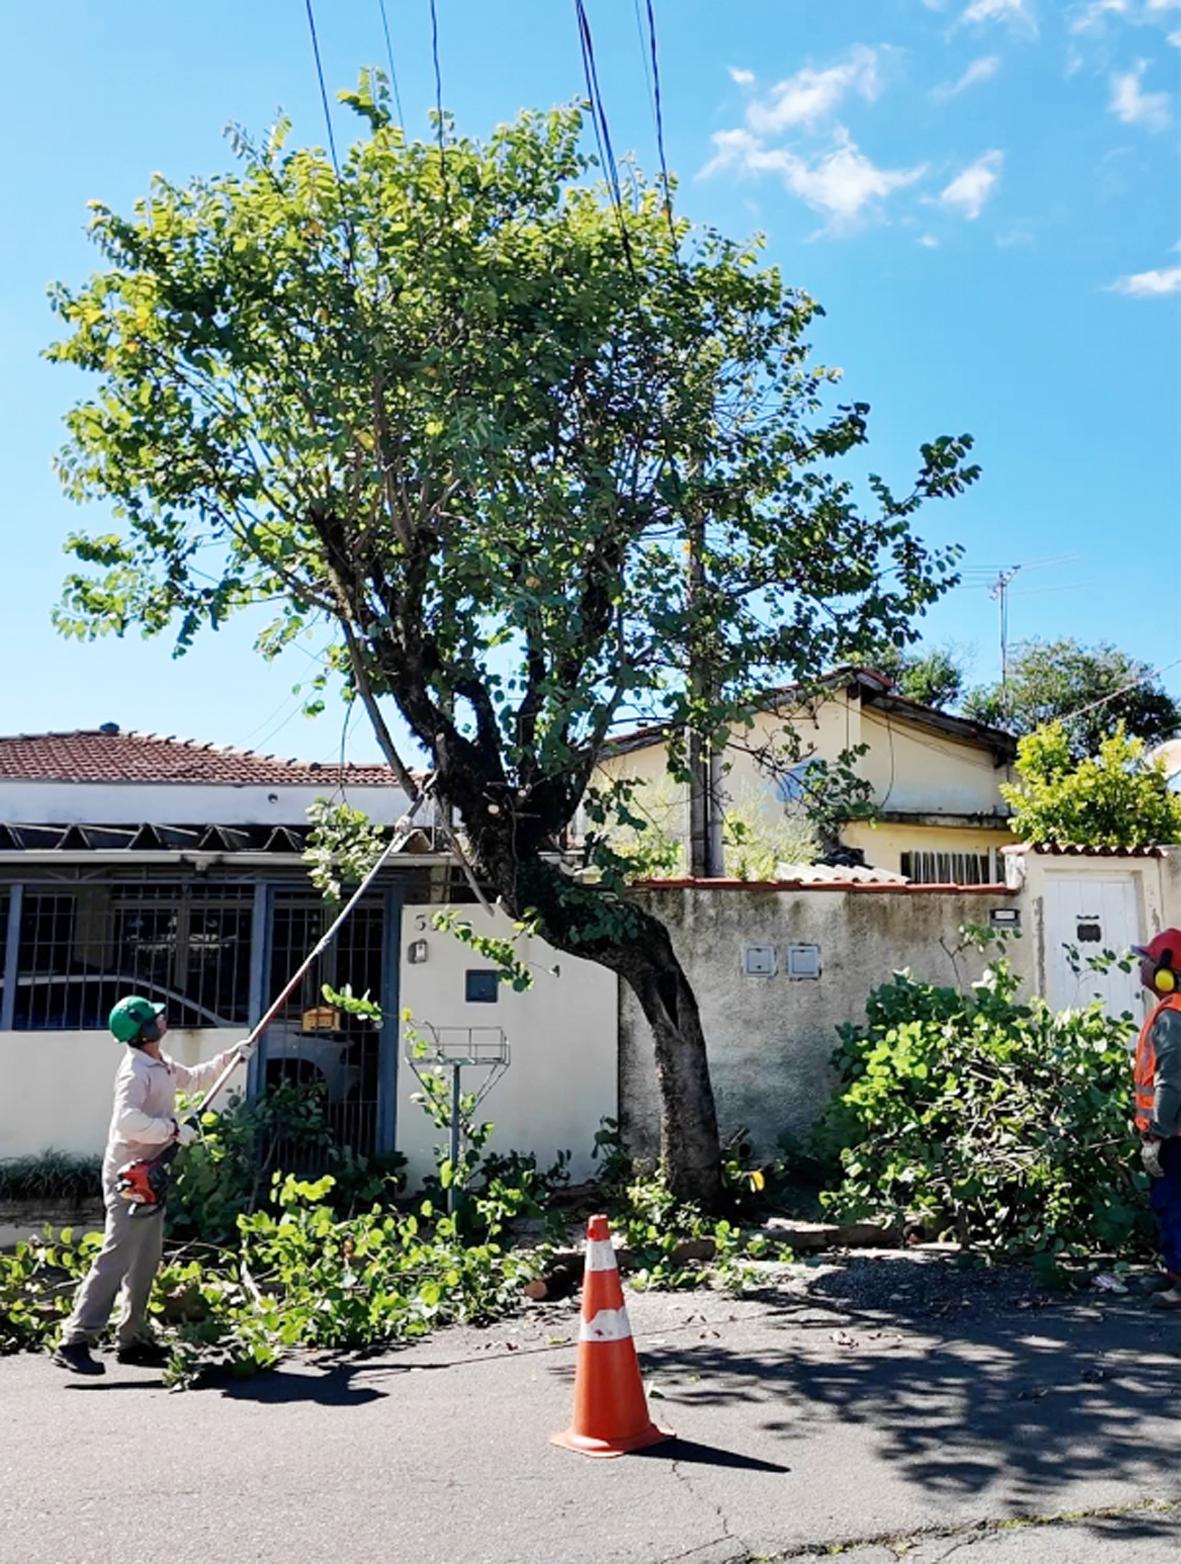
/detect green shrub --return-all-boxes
[167,1081,406,1245]
[0,1152,102,1204]
[814,955,1153,1255]
[0,1228,103,1354]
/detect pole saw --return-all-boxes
[116,795,429,1216]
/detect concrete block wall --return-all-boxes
[620,883,1027,1162]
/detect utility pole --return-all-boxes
[686,495,724,878]
[990,565,1021,709]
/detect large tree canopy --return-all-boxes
[966,639,1180,759]
[49,82,978,1201]
[872,644,965,711]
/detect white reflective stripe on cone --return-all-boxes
[585,1239,618,1273]
[580,1306,633,1343]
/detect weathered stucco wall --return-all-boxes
[620,884,1030,1161]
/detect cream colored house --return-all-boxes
[0,727,616,1184]
[598,668,1018,883]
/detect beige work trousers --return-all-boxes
[60,1189,163,1348]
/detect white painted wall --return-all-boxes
[0,1028,248,1159]
[0,779,411,828]
[395,905,617,1187]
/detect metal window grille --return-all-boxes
[262,891,387,1167]
[900,851,996,886]
[12,882,253,1032]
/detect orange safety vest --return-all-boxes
[1133,993,1181,1134]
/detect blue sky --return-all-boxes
[1,0,1178,765]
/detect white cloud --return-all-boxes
[937,149,1004,218]
[1109,61,1172,130]
[918,234,941,247]
[729,66,755,86]
[1070,0,1129,33]
[1170,29,1181,44]
[703,126,926,233]
[1147,0,1181,12]
[933,54,1002,98]
[745,45,885,135]
[961,0,1038,36]
[1110,264,1181,294]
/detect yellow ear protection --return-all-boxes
[1155,949,1176,994]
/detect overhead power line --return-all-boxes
[429,0,446,163]
[304,0,342,180]
[573,0,635,276]
[376,0,406,127]
[1057,655,1181,728]
[641,0,677,249]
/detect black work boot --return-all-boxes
[52,1341,105,1376]
[115,1339,171,1367]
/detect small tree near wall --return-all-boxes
[1001,722,1181,851]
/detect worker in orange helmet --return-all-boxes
[1132,930,1181,1309]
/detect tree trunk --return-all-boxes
[496,854,723,1208]
[610,916,723,1208]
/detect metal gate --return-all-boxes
[259,888,394,1166]
[1043,874,1143,1019]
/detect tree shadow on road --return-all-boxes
[595,1258,1181,1522]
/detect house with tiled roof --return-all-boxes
[0,726,446,1165]
[597,668,1019,884]
[0,724,616,1194]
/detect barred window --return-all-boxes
[12,882,253,1032]
[900,850,996,886]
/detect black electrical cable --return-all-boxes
[376,0,406,128]
[573,0,635,276]
[429,0,446,161]
[632,0,656,116]
[304,0,342,181]
[303,1,357,289]
[642,0,678,250]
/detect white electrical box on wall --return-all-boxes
[786,943,821,980]
[743,943,777,976]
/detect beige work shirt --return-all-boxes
[101,1045,243,1192]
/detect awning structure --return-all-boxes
[0,822,441,855]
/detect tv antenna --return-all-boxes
[990,565,1022,701]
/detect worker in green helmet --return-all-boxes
[52,995,255,1375]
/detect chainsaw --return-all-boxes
[116,1138,185,1216]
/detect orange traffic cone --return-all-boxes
[551,1214,674,1458]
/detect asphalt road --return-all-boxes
[1,1254,1178,1564]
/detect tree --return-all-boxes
[872,644,965,711]
[1000,722,1181,850]
[966,640,1181,758]
[47,82,978,1203]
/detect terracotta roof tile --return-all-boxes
[0,729,400,787]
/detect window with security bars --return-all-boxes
[262,892,387,1165]
[12,882,253,1031]
[900,850,997,886]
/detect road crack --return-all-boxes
[758,1496,1180,1561]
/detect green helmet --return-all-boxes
[109,994,165,1045]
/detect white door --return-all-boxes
[1043,875,1143,1019]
